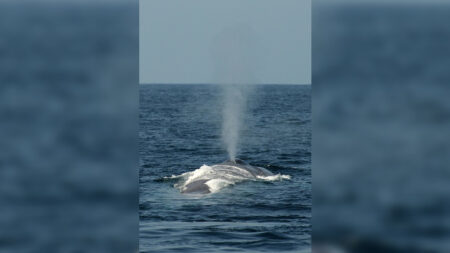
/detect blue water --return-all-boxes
[139,84,311,252]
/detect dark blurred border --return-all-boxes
[0,1,138,252]
[313,1,450,253]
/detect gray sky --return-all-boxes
[140,0,311,84]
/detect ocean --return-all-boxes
[139,84,311,252]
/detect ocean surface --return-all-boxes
[139,84,311,253]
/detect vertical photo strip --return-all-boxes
[139,0,311,252]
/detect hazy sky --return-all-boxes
[140,0,311,84]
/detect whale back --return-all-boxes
[179,159,274,194]
[220,159,273,177]
[221,158,248,166]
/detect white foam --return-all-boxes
[163,174,184,179]
[257,174,291,181]
[205,178,234,193]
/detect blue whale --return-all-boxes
[179,159,274,194]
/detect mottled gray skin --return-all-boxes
[181,179,211,194]
[181,159,273,194]
[220,159,273,177]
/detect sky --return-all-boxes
[140,0,311,84]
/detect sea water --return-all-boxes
[139,84,311,252]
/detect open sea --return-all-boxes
[139,84,311,253]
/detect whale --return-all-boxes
[177,159,274,194]
[220,159,274,177]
